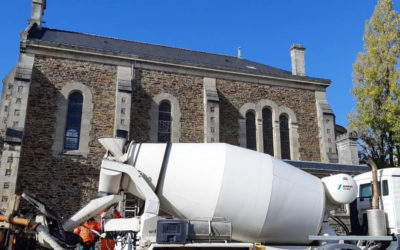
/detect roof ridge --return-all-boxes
[40,26,242,59]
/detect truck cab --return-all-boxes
[353,168,400,235]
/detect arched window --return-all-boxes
[262,107,274,155]
[150,93,181,143]
[158,101,171,142]
[246,111,256,150]
[280,114,290,159]
[64,92,83,150]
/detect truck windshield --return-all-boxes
[359,180,388,198]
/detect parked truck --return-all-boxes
[0,138,399,249]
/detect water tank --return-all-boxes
[321,174,358,207]
[127,143,325,244]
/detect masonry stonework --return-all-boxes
[16,56,116,216]
[131,69,204,143]
[217,79,321,162]
[10,60,324,216]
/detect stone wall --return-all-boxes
[217,79,321,161]
[15,60,323,216]
[131,69,204,143]
[17,56,116,216]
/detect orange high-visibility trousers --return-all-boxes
[101,239,115,250]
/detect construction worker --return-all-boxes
[74,218,99,250]
[99,208,121,250]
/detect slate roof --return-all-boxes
[284,160,370,174]
[27,25,330,85]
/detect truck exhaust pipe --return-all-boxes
[367,158,379,210]
[366,158,387,236]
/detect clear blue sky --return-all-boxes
[0,0,386,127]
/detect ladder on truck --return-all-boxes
[118,192,142,217]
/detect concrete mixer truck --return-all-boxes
[0,138,398,249]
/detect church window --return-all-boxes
[239,101,299,160]
[246,111,256,150]
[262,107,274,155]
[52,82,93,157]
[280,114,291,159]
[64,92,83,150]
[158,101,171,142]
[150,93,181,143]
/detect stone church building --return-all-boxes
[0,1,365,215]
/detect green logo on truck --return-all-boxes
[337,184,353,191]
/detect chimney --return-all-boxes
[29,0,46,27]
[290,44,306,76]
[238,47,242,59]
[336,132,359,165]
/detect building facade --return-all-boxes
[0,1,361,216]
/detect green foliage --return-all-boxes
[349,0,400,168]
